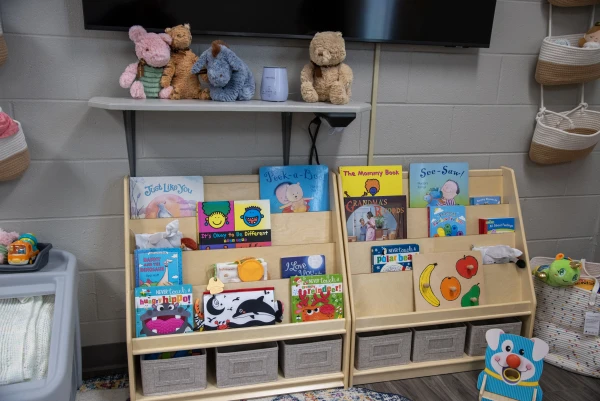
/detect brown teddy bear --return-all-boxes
[161,24,210,100]
[300,32,353,105]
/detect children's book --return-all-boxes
[290,274,344,322]
[343,196,407,241]
[198,201,236,250]
[129,176,204,219]
[409,163,469,208]
[470,196,501,205]
[339,165,403,197]
[259,165,329,213]
[281,255,326,278]
[371,244,420,272]
[428,206,467,237]
[201,288,283,330]
[233,200,272,247]
[134,248,183,287]
[479,218,515,234]
[135,285,194,337]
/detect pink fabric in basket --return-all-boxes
[0,112,19,139]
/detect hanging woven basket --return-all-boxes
[548,0,600,7]
[530,104,600,164]
[0,119,30,181]
[535,34,600,85]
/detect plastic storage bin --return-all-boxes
[0,250,81,401]
[141,350,207,396]
[279,335,342,378]
[411,323,466,362]
[465,318,522,357]
[355,329,412,370]
[215,342,278,388]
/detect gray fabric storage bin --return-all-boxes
[465,318,522,356]
[216,342,278,388]
[355,329,412,370]
[279,335,342,378]
[411,323,466,362]
[140,350,207,396]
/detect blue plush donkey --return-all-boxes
[191,41,255,102]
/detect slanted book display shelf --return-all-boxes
[123,173,351,401]
[336,167,537,386]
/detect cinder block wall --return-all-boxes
[0,0,598,347]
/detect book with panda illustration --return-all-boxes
[259,165,329,213]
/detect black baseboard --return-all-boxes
[82,342,128,379]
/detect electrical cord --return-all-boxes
[308,116,322,165]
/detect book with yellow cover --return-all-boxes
[339,166,403,197]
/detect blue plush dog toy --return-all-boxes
[477,329,549,401]
[191,40,255,102]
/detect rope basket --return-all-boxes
[548,0,600,6]
[531,257,600,378]
[0,121,30,181]
[530,104,600,164]
[535,34,600,85]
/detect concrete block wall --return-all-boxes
[0,0,599,347]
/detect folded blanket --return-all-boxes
[0,295,54,385]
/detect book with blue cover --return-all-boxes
[135,285,194,337]
[428,206,467,237]
[259,165,329,213]
[371,244,420,272]
[409,163,469,208]
[281,255,326,278]
[134,248,183,287]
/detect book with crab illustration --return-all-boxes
[290,274,344,323]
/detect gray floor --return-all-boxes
[360,364,600,401]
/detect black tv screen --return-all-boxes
[82,0,497,48]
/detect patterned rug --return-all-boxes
[248,387,412,401]
[78,374,129,392]
[77,374,411,401]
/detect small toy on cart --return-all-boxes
[8,233,39,265]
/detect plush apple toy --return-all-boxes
[456,255,479,279]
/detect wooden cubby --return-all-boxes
[123,173,352,401]
[335,167,536,386]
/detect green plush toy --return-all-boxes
[533,253,581,287]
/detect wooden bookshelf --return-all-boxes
[335,167,536,386]
[123,173,352,401]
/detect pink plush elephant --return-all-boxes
[119,26,173,99]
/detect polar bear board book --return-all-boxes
[409,163,469,208]
[259,165,329,213]
[129,176,204,219]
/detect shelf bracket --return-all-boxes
[123,110,136,177]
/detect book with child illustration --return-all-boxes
[233,200,272,247]
[129,176,204,219]
[428,205,467,237]
[343,195,407,242]
[259,165,329,213]
[409,163,469,208]
[134,248,183,287]
[197,201,236,250]
[135,285,194,337]
[339,165,403,197]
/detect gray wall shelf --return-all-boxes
[88,97,371,176]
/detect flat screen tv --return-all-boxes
[82,0,497,48]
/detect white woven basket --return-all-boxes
[0,120,30,181]
[535,34,600,85]
[530,104,600,164]
[531,257,600,378]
